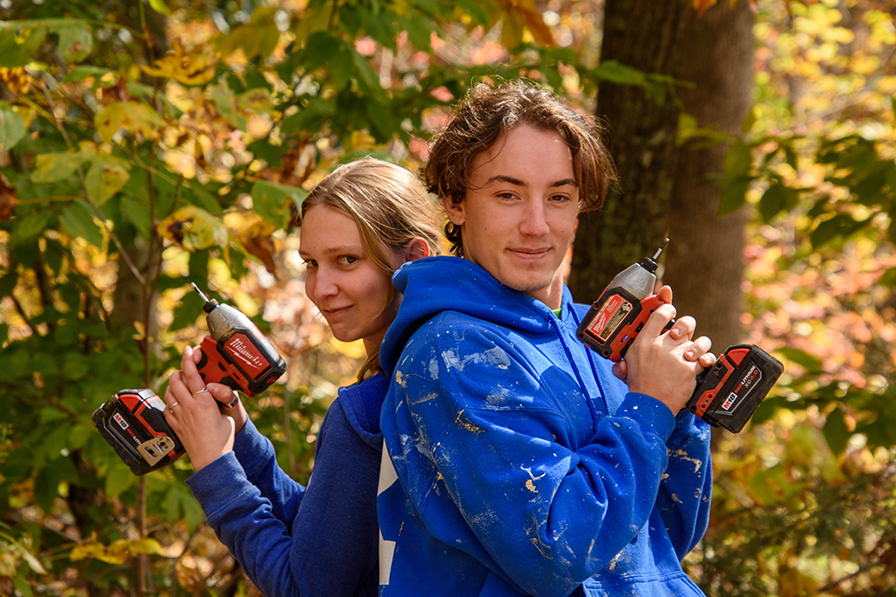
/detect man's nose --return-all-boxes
[520,199,550,236]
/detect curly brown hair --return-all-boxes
[422,80,618,256]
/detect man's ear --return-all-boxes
[404,238,430,262]
[442,196,465,226]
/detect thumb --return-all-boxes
[208,383,240,408]
[612,360,628,382]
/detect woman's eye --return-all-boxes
[302,259,318,268]
[337,255,358,266]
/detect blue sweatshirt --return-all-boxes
[377,257,712,597]
[186,373,389,597]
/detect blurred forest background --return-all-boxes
[0,0,895,595]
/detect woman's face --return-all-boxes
[299,205,403,355]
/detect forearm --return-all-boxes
[656,411,713,559]
[232,417,305,525]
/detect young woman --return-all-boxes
[162,158,442,597]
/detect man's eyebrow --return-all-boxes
[486,175,578,188]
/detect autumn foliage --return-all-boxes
[0,0,895,595]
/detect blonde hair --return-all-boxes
[301,158,442,380]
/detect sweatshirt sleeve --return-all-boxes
[186,400,380,597]
[232,416,305,525]
[387,323,677,597]
[185,452,300,597]
[656,411,713,559]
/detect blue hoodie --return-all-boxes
[186,373,388,597]
[377,257,711,597]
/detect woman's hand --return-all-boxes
[163,346,238,472]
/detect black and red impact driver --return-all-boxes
[92,283,288,474]
[576,240,783,433]
[190,282,287,398]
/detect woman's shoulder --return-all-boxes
[335,373,389,445]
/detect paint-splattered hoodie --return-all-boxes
[377,256,712,597]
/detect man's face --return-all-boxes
[444,123,579,309]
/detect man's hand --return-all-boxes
[613,285,715,415]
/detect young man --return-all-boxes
[377,80,714,597]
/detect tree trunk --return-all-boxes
[570,0,690,302]
[663,1,754,350]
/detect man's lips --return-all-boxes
[508,247,551,259]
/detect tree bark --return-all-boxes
[571,0,754,353]
[663,1,754,350]
[570,0,690,302]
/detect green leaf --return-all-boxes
[758,181,793,223]
[120,195,152,240]
[250,179,307,228]
[880,266,896,287]
[0,102,26,151]
[823,407,850,456]
[104,459,136,497]
[210,80,247,131]
[592,60,647,87]
[281,97,337,134]
[62,352,91,380]
[56,23,93,63]
[62,65,114,83]
[777,347,824,373]
[13,579,35,597]
[719,176,750,216]
[84,154,130,205]
[31,151,86,184]
[809,213,871,249]
[724,140,753,178]
[8,209,55,250]
[59,201,104,247]
[148,0,172,16]
[0,22,48,67]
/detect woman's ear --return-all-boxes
[404,238,430,262]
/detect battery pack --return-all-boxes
[91,389,184,475]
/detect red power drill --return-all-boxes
[190,282,287,398]
[92,284,288,474]
[576,240,783,433]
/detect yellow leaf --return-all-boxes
[141,42,217,86]
[70,538,163,565]
[85,154,131,205]
[226,211,279,274]
[94,101,165,143]
[157,205,229,252]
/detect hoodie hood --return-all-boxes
[380,256,570,375]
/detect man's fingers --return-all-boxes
[669,316,697,342]
[642,303,677,338]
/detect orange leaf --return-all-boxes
[0,173,18,221]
